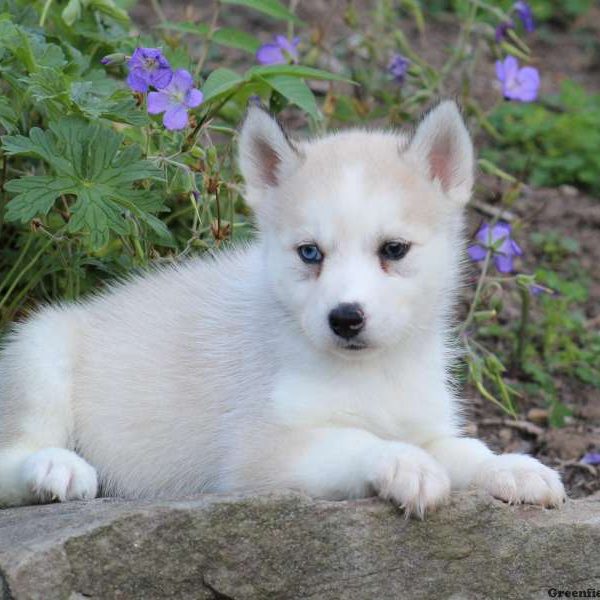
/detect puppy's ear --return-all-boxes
[405,100,474,205]
[238,105,302,196]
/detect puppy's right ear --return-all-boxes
[238,105,302,199]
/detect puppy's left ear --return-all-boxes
[405,100,474,205]
[238,105,303,202]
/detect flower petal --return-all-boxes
[495,21,513,42]
[495,60,505,82]
[494,254,515,273]
[128,48,145,70]
[163,104,189,130]
[514,1,535,32]
[530,284,547,296]
[140,48,163,60]
[475,223,491,245]
[581,452,600,465]
[491,222,511,241]
[150,66,173,90]
[503,56,519,82]
[510,239,523,256]
[185,88,204,108]
[467,244,487,262]
[147,91,170,114]
[515,66,540,101]
[168,69,193,93]
[275,35,300,60]
[256,43,285,65]
[388,54,410,83]
[126,68,149,93]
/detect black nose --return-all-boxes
[328,303,365,339]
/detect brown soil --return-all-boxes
[464,184,600,499]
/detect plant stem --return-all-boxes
[183,87,242,152]
[194,1,221,79]
[515,285,530,369]
[0,236,54,313]
[39,0,54,27]
[0,235,33,295]
[149,0,167,23]
[460,249,492,335]
[0,153,7,239]
[287,0,300,39]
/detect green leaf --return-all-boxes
[0,96,18,133]
[213,28,262,54]
[260,75,320,120]
[2,118,166,250]
[4,176,76,222]
[84,0,129,24]
[156,21,210,35]
[62,0,83,26]
[247,64,353,83]
[2,127,73,175]
[201,68,244,102]
[67,188,127,249]
[26,68,70,118]
[70,80,148,126]
[157,22,261,54]
[221,0,302,23]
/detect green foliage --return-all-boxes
[0,0,344,327]
[484,82,600,195]
[3,118,167,249]
[522,281,600,426]
[425,0,593,25]
[471,232,599,426]
[527,0,593,25]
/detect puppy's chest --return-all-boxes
[269,363,448,444]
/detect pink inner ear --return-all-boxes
[255,138,281,186]
[430,151,451,189]
[428,135,454,192]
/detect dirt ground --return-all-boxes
[134,1,600,498]
[465,184,600,499]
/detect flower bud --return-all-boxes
[62,0,82,26]
[100,53,128,66]
[206,147,218,168]
[189,146,205,159]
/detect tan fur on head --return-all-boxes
[239,101,474,215]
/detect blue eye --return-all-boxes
[297,244,323,264]
[379,241,411,261]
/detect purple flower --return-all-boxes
[256,35,300,65]
[388,54,410,84]
[147,69,203,131]
[513,1,535,33]
[530,283,559,298]
[496,55,540,102]
[467,222,523,274]
[127,47,173,93]
[495,20,514,42]
[581,452,600,466]
[530,284,547,296]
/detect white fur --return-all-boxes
[0,102,565,513]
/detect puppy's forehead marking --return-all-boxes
[281,131,443,243]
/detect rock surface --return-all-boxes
[0,491,598,599]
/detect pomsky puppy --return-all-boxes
[0,101,565,514]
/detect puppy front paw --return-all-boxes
[21,448,98,503]
[473,454,565,508]
[370,445,451,518]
